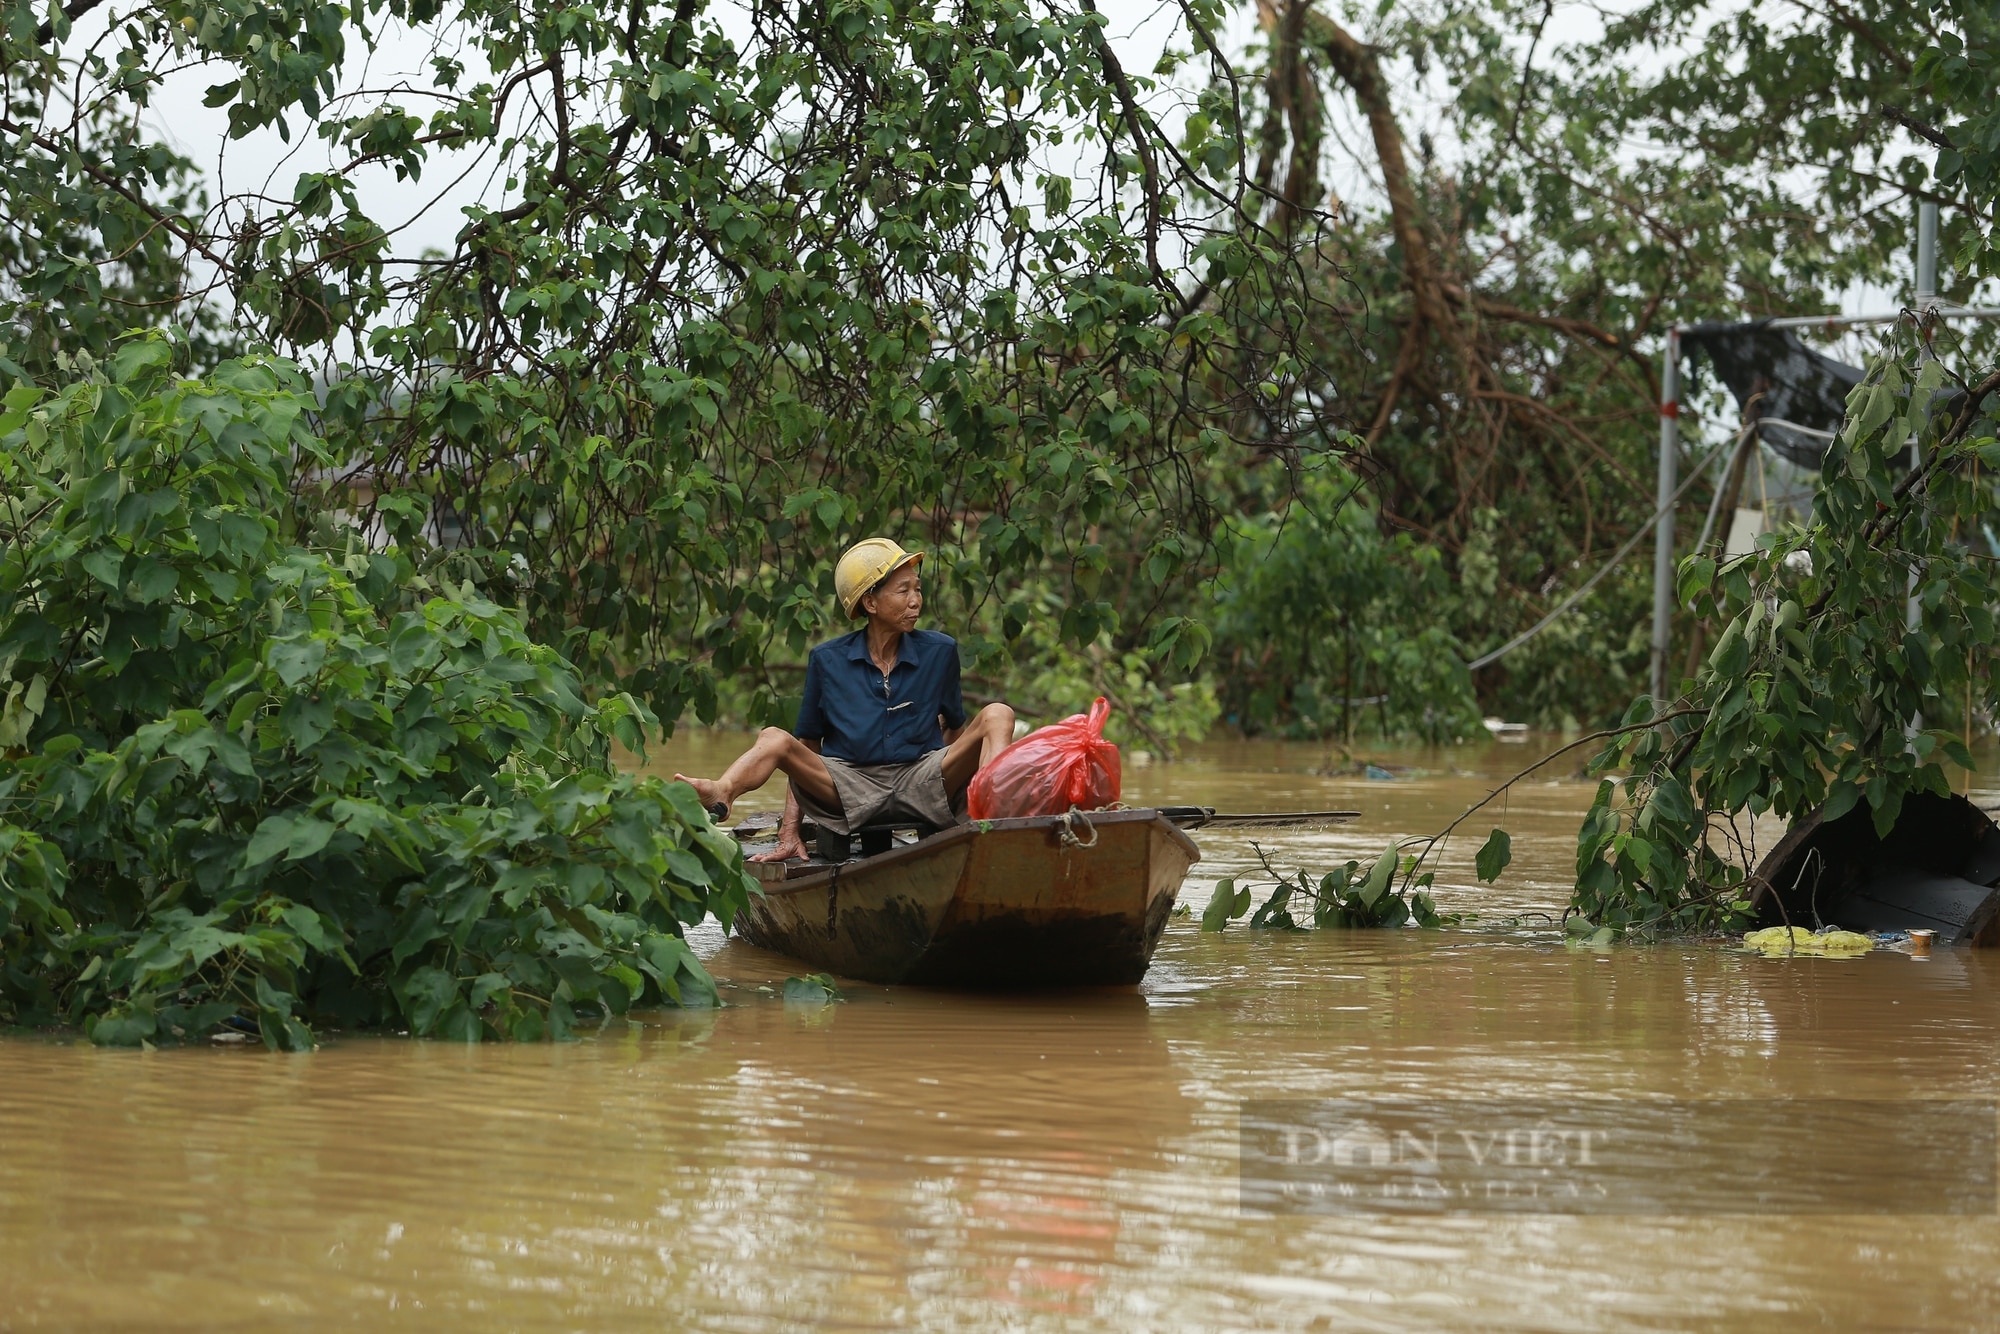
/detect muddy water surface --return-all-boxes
[3,735,1998,1331]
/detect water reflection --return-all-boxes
[2,735,1997,1330]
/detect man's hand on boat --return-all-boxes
[750,814,810,863]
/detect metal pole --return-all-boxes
[1650,328,1680,705]
[1911,202,1937,640]
[1765,306,2000,330]
[1908,202,1938,735]
[1916,202,1939,309]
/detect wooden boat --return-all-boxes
[733,808,1201,987]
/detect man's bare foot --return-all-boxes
[672,774,731,823]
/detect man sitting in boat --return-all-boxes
[674,538,1017,863]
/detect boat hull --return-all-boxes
[734,809,1200,986]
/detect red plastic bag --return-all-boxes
[967,697,1122,820]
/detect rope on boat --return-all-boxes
[1057,807,1100,850]
[825,863,841,938]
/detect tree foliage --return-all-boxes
[1212,456,1478,742]
[0,338,746,1046]
[2,0,1349,734]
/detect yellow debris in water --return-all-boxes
[1742,926,1874,956]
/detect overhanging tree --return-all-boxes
[3,0,1352,731]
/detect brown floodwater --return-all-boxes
[4,734,1999,1331]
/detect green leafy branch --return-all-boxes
[0,335,753,1048]
[1563,325,2000,936]
[1197,839,1450,933]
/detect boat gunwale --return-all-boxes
[742,808,1200,898]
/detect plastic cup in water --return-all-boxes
[1908,929,1935,958]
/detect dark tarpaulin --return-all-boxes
[1678,321,1866,469]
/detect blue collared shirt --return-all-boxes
[795,629,966,765]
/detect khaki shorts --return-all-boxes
[794,748,963,835]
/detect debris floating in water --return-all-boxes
[1742,926,1874,957]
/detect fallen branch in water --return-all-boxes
[1197,710,1713,935]
[1412,706,1711,863]
[1376,706,1718,915]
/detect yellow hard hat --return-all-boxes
[834,538,923,617]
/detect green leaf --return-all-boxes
[1248,883,1297,930]
[201,657,262,710]
[637,933,717,1007]
[1474,828,1512,883]
[658,779,715,827]
[254,975,314,1051]
[1845,383,1895,446]
[80,549,123,589]
[128,559,178,603]
[244,814,298,867]
[89,1008,158,1047]
[401,966,460,1035]
[109,338,174,384]
[782,972,841,1004]
[1313,863,1358,927]
[1820,781,1861,824]
[1646,776,1697,827]
[1678,555,1716,601]
[225,690,266,730]
[280,903,336,952]
[1708,620,1749,679]
[1198,877,1250,931]
[1357,846,1397,908]
[267,639,327,686]
[284,816,335,861]
[388,619,430,676]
